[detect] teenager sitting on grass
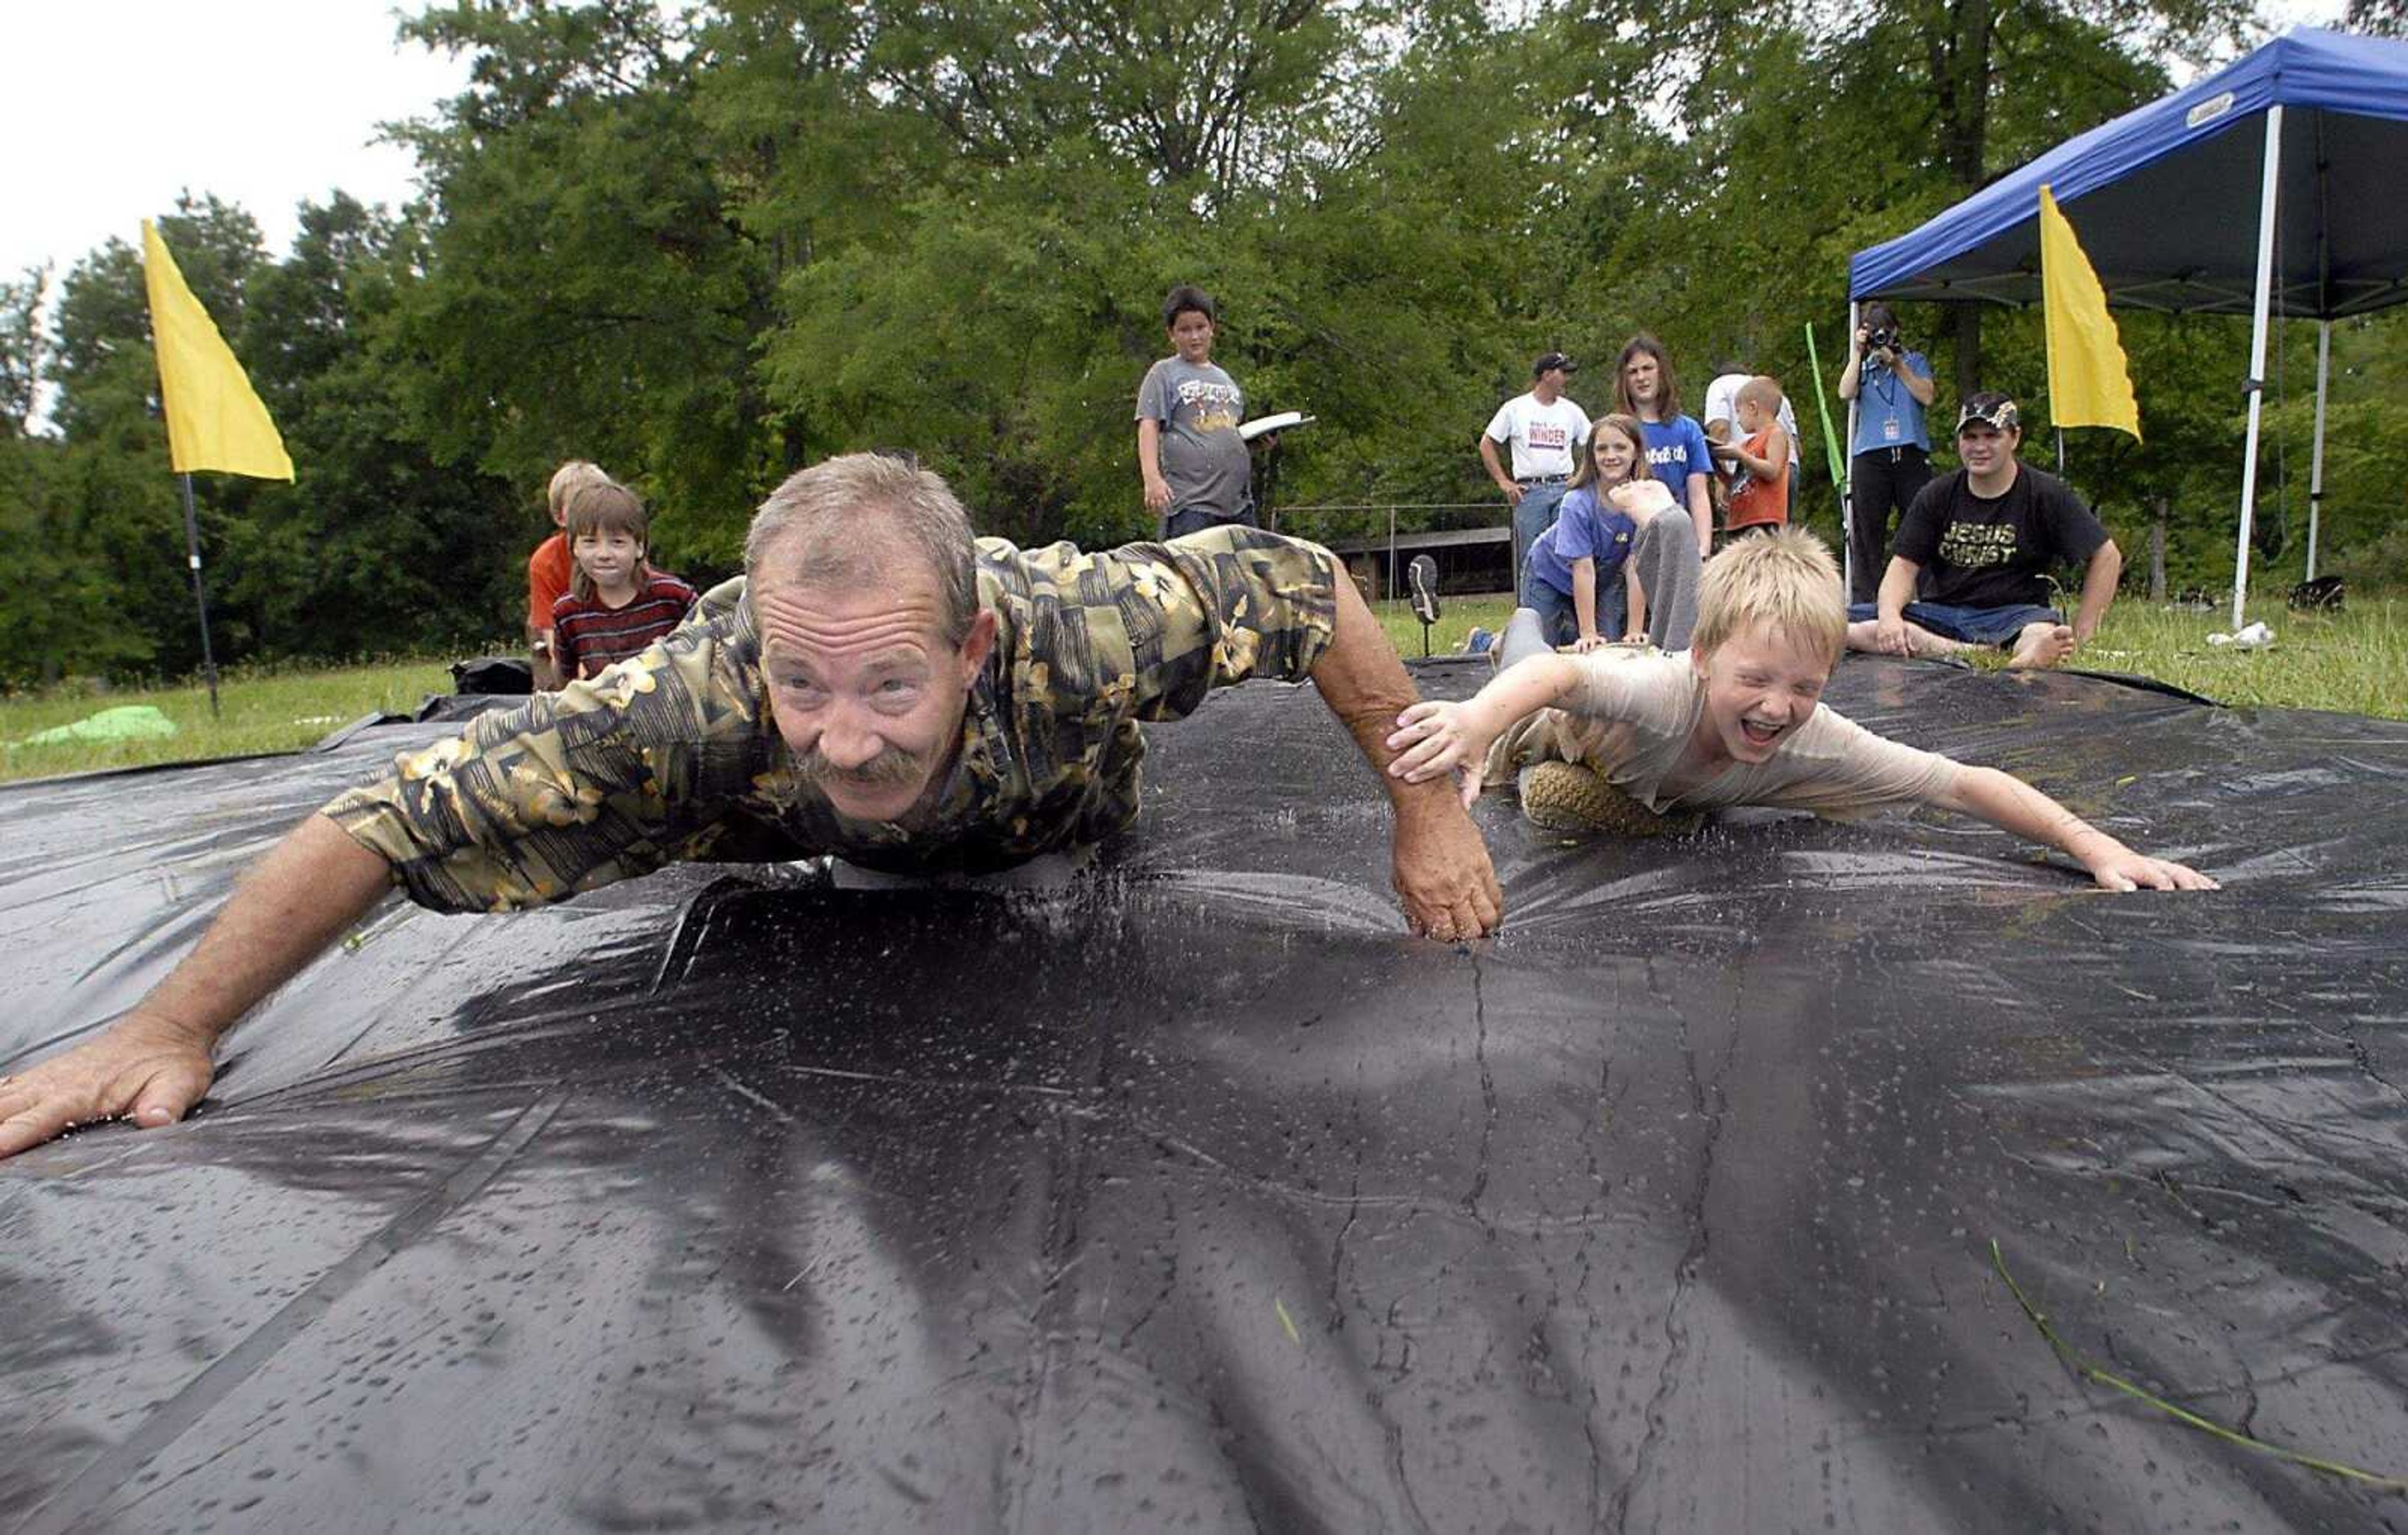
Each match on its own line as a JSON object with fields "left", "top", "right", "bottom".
{"left": 1846, "top": 393, "right": 2118, "bottom": 671}
{"left": 1385, "top": 527, "right": 2217, "bottom": 892}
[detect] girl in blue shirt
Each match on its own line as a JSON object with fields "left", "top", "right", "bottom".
{"left": 1612, "top": 334, "right": 1716, "bottom": 560}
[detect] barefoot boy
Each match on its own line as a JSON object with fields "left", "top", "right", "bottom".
{"left": 1386, "top": 527, "right": 2214, "bottom": 892}
{"left": 1845, "top": 393, "right": 2121, "bottom": 671}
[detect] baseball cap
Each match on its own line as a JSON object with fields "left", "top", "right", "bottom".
{"left": 1956, "top": 393, "right": 2020, "bottom": 434}
{"left": 1532, "top": 352, "right": 1576, "bottom": 377}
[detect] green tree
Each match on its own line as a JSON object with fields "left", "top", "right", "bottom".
{"left": 36, "top": 196, "right": 270, "bottom": 678}
{"left": 224, "top": 194, "right": 522, "bottom": 660}
{"left": 395, "top": 0, "right": 778, "bottom": 567}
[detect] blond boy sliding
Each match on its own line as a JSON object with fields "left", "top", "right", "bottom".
{"left": 1385, "top": 527, "right": 2215, "bottom": 893}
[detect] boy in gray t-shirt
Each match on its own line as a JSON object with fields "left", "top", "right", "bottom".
{"left": 1137, "top": 285, "right": 1254, "bottom": 539}
{"left": 1384, "top": 527, "right": 2217, "bottom": 893}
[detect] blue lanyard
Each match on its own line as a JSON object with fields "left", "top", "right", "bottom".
{"left": 1868, "top": 358, "right": 1918, "bottom": 414}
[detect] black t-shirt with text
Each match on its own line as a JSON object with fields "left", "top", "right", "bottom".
{"left": 1893, "top": 465, "right": 2108, "bottom": 610}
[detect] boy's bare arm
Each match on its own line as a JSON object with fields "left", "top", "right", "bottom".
{"left": 1730, "top": 426, "right": 1788, "bottom": 478}
{"left": 1138, "top": 419, "right": 1171, "bottom": 513}
{"left": 2069, "top": 539, "right": 2121, "bottom": 645}
{"left": 1387, "top": 653, "right": 1586, "bottom": 804}
{"left": 0, "top": 815, "right": 394, "bottom": 1161}
{"left": 1932, "top": 766, "right": 2217, "bottom": 892}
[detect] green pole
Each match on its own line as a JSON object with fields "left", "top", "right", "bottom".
{"left": 1803, "top": 322, "right": 1847, "bottom": 488}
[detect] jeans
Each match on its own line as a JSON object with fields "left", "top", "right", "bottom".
{"left": 1524, "top": 507, "right": 1703, "bottom": 652}
{"left": 1846, "top": 600, "right": 2062, "bottom": 646}
{"left": 1847, "top": 447, "right": 1932, "bottom": 604}
{"left": 1528, "top": 581, "right": 1581, "bottom": 646}
{"left": 1512, "top": 482, "right": 1569, "bottom": 604}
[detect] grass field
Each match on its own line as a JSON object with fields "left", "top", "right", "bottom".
{"left": 0, "top": 658, "right": 463, "bottom": 785}
{"left": 1, "top": 598, "right": 2399, "bottom": 786}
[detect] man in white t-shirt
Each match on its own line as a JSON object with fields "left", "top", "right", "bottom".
{"left": 1479, "top": 352, "right": 1591, "bottom": 603}
{"left": 1703, "top": 364, "right": 1801, "bottom": 524}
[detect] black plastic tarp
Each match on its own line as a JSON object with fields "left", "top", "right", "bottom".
{"left": 3, "top": 656, "right": 2405, "bottom": 1532}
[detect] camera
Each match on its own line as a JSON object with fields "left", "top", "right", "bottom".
{"left": 1866, "top": 324, "right": 1901, "bottom": 354}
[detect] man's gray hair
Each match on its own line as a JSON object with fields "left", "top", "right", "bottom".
{"left": 743, "top": 454, "right": 980, "bottom": 644}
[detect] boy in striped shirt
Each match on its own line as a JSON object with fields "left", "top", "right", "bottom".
{"left": 551, "top": 480, "right": 698, "bottom": 682}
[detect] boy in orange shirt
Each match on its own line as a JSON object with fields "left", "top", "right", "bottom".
{"left": 1716, "top": 377, "right": 1792, "bottom": 540}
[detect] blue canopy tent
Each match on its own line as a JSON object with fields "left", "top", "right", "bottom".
{"left": 1848, "top": 28, "right": 2408, "bottom": 628}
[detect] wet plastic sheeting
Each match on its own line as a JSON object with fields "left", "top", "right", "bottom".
{"left": 3, "top": 656, "right": 2405, "bottom": 1532}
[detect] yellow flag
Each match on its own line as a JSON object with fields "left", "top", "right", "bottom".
{"left": 140, "top": 219, "right": 294, "bottom": 480}
{"left": 2038, "top": 186, "right": 2141, "bottom": 441}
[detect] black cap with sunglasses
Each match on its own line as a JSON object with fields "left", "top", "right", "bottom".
{"left": 1955, "top": 393, "right": 2020, "bottom": 435}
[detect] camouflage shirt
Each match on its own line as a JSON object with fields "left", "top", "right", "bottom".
{"left": 325, "top": 526, "right": 1341, "bottom": 913}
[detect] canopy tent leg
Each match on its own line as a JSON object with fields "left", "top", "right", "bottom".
{"left": 2306, "top": 319, "right": 2330, "bottom": 582}
{"left": 2231, "top": 105, "right": 2283, "bottom": 633}
{"left": 1843, "top": 300, "right": 1861, "bottom": 599}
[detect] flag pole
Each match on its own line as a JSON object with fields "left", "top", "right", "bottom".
{"left": 177, "top": 472, "right": 222, "bottom": 719}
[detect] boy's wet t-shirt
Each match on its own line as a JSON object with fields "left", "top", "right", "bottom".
{"left": 1486, "top": 646, "right": 1957, "bottom": 820}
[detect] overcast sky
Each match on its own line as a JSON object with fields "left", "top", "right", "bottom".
{"left": 3, "top": 1, "right": 472, "bottom": 285}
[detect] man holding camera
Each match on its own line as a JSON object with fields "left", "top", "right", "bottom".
{"left": 1835, "top": 303, "right": 1937, "bottom": 604}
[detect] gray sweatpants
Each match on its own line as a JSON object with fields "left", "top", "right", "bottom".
{"left": 1597, "top": 507, "right": 1701, "bottom": 651}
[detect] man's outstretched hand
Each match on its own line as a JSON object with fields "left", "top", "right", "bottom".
{"left": 1393, "top": 796, "right": 1504, "bottom": 942}
{"left": 0, "top": 1012, "right": 216, "bottom": 1162}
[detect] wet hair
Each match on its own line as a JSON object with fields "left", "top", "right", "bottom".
{"left": 1612, "top": 333, "right": 1683, "bottom": 420}
{"left": 547, "top": 460, "right": 609, "bottom": 520}
{"left": 565, "top": 481, "right": 652, "bottom": 601}
{"left": 1568, "top": 414, "right": 1656, "bottom": 492}
{"left": 1162, "top": 285, "right": 1217, "bottom": 329}
{"left": 744, "top": 453, "right": 980, "bottom": 646}
{"left": 1736, "top": 376, "right": 1784, "bottom": 417}
{"left": 1692, "top": 526, "right": 1847, "bottom": 667}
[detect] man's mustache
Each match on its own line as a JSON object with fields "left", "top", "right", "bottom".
{"left": 793, "top": 744, "right": 922, "bottom": 789}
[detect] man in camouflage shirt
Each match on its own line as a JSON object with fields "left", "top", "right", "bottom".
{"left": 0, "top": 455, "right": 1503, "bottom": 1161}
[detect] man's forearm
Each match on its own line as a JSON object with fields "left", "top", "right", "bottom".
{"left": 1317, "top": 568, "right": 1506, "bottom": 938}
{"left": 1315, "top": 571, "right": 1460, "bottom": 804}
{"left": 136, "top": 814, "right": 394, "bottom": 1047}
{"left": 1477, "top": 436, "right": 1513, "bottom": 492}
{"left": 2072, "top": 541, "right": 2121, "bottom": 642}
